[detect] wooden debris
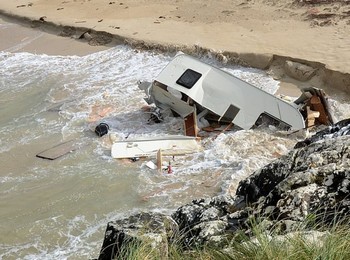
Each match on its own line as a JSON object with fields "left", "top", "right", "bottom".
{"left": 306, "top": 106, "right": 320, "bottom": 127}
{"left": 184, "top": 106, "right": 198, "bottom": 137}
{"left": 156, "top": 149, "right": 163, "bottom": 172}
{"left": 36, "top": 140, "right": 76, "bottom": 160}
{"left": 310, "top": 95, "right": 328, "bottom": 125}
{"left": 202, "top": 126, "right": 215, "bottom": 132}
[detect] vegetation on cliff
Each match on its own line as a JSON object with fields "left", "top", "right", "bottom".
{"left": 116, "top": 215, "right": 350, "bottom": 260}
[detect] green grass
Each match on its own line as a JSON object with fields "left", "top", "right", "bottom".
{"left": 111, "top": 216, "right": 350, "bottom": 260}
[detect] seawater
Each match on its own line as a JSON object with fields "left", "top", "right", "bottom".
{"left": 0, "top": 46, "right": 349, "bottom": 259}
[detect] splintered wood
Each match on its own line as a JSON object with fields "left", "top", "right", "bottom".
{"left": 156, "top": 149, "right": 162, "bottom": 172}
{"left": 310, "top": 95, "right": 329, "bottom": 125}
{"left": 184, "top": 106, "right": 198, "bottom": 137}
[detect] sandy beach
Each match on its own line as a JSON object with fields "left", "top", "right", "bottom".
{"left": 0, "top": 16, "right": 108, "bottom": 56}
{"left": 0, "top": 1, "right": 350, "bottom": 72}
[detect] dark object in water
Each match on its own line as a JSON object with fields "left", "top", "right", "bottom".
{"left": 148, "top": 107, "right": 163, "bottom": 123}
{"left": 95, "top": 123, "right": 109, "bottom": 137}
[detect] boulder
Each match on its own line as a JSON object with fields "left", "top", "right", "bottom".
{"left": 171, "top": 195, "right": 245, "bottom": 247}
{"left": 284, "top": 60, "right": 317, "bottom": 81}
{"left": 237, "top": 134, "right": 350, "bottom": 226}
{"left": 294, "top": 118, "right": 350, "bottom": 148}
{"left": 97, "top": 212, "right": 178, "bottom": 260}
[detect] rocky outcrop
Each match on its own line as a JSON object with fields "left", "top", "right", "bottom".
{"left": 98, "top": 212, "right": 178, "bottom": 260}
{"left": 237, "top": 134, "right": 350, "bottom": 225}
{"left": 171, "top": 195, "right": 245, "bottom": 247}
{"left": 294, "top": 118, "right": 350, "bottom": 148}
{"left": 97, "top": 119, "right": 350, "bottom": 259}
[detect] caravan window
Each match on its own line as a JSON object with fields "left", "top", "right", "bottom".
{"left": 176, "top": 69, "right": 202, "bottom": 89}
{"left": 254, "top": 112, "right": 291, "bottom": 130}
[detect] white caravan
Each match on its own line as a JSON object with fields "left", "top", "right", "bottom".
{"left": 139, "top": 53, "right": 333, "bottom": 131}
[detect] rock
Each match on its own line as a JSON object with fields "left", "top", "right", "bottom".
{"left": 237, "top": 134, "right": 350, "bottom": 226}
{"left": 191, "top": 220, "right": 229, "bottom": 246}
{"left": 97, "top": 212, "right": 178, "bottom": 260}
{"left": 171, "top": 195, "right": 244, "bottom": 247}
{"left": 226, "top": 209, "right": 250, "bottom": 233}
{"left": 79, "top": 31, "right": 93, "bottom": 41}
{"left": 295, "top": 118, "right": 350, "bottom": 148}
{"left": 248, "top": 230, "right": 329, "bottom": 248}
{"left": 284, "top": 60, "right": 317, "bottom": 81}
{"left": 276, "top": 230, "right": 329, "bottom": 246}
{"left": 39, "top": 16, "right": 46, "bottom": 22}
{"left": 97, "top": 119, "right": 350, "bottom": 256}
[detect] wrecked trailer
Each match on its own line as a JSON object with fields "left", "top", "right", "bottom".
{"left": 139, "top": 53, "right": 334, "bottom": 133}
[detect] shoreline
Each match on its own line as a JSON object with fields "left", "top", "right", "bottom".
{"left": 0, "top": 15, "right": 109, "bottom": 56}
{"left": 0, "top": 1, "right": 349, "bottom": 94}
{"left": 0, "top": 1, "right": 349, "bottom": 69}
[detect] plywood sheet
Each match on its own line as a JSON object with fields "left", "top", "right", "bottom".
{"left": 36, "top": 140, "right": 76, "bottom": 160}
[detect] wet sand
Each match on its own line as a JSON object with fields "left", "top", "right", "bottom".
{"left": 0, "top": 0, "right": 350, "bottom": 74}
{"left": 0, "top": 17, "right": 108, "bottom": 56}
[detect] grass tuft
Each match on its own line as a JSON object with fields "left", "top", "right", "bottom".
{"left": 112, "top": 212, "right": 350, "bottom": 260}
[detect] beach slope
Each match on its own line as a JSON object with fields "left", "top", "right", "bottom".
{"left": 0, "top": 0, "right": 349, "bottom": 73}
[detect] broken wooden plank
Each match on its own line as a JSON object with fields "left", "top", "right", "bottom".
{"left": 156, "top": 149, "right": 163, "bottom": 172}
{"left": 310, "top": 95, "right": 329, "bottom": 125}
{"left": 36, "top": 140, "right": 76, "bottom": 160}
{"left": 316, "top": 89, "right": 334, "bottom": 125}
{"left": 306, "top": 106, "right": 320, "bottom": 128}
{"left": 184, "top": 106, "right": 198, "bottom": 137}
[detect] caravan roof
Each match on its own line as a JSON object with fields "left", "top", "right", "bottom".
{"left": 154, "top": 53, "right": 305, "bottom": 130}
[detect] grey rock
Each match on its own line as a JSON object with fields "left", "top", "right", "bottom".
{"left": 295, "top": 118, "right": 350, "bottom": 148}
{"left": 191, "top": 220, "right": 229, "bottom": 246}
{"left": 237, "top": 134, "right": 350, "bottom": 227}
{"left": 97, "top": 212, "right": 177, "bottom": 260}
{"left": 248, "top": 230, "right": 329, "bottom": 248}
{"left": 171, "top": 195, "right": 243, "bottom": 247}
